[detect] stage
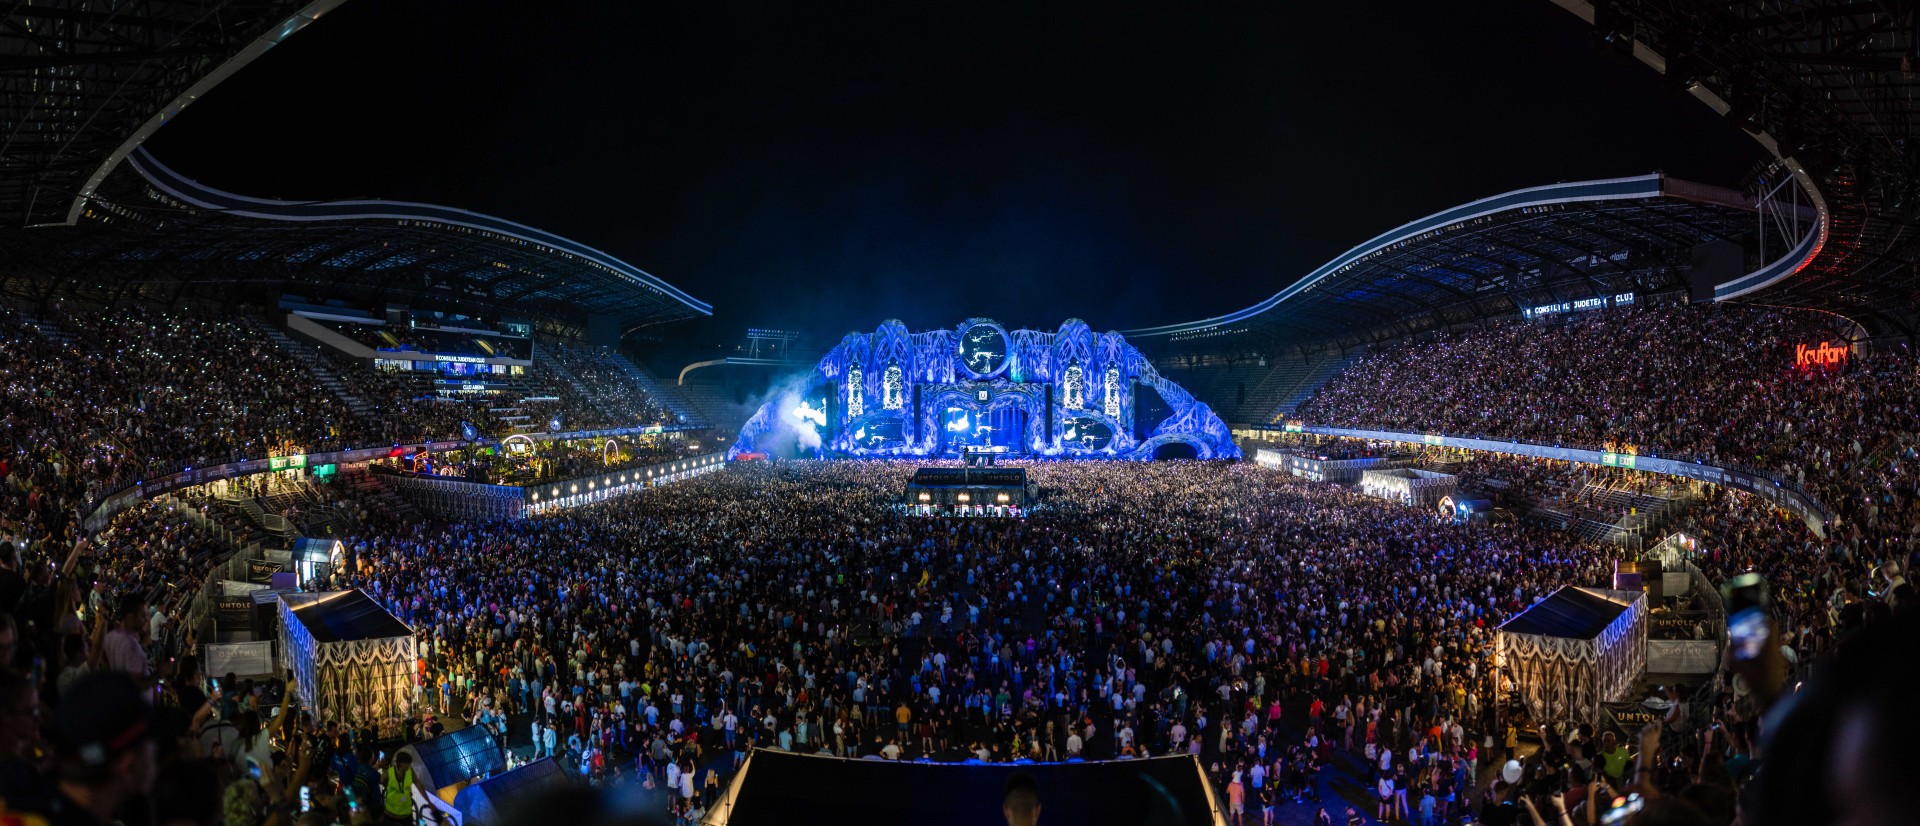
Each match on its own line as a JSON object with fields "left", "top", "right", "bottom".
{"left": 731, "top": 317, "right": 1239, "bottom": 461}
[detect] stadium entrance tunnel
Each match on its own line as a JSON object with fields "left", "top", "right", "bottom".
{"left": 1152, "top": 441, "right": 1199, "bottom": 460}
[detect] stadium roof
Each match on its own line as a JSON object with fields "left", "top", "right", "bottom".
{"left": 1, "top": 0, "right": 708, "bottom": 334}
{"left": 4, "top": 148, "right": 711, "bottom": 332}
{"left": 1125, "top": 173, "right": 1813, "bottom": 353}
{"left": 0, "top": 0, "right": 346, "bottom": 229}
{"left": 1552, "top": 0, "right": 1920, "bottom": 337}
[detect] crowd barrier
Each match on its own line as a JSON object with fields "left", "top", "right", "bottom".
{"left": 1280, "top": 426, "right": 1832, "bottom": 536}
{"left": 380, "top": 452, "right": 729, "bottom": 519}
{"left": 78, "top": 425, "right": 710, "bottom": 533}
{"left": 375, "top": 471, "right": 527, "bottom": 521}
{"left": 82, "top": 441, "right": 476, "bottom": 534}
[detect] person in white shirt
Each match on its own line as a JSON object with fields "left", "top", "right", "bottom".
{"left": 1066, "top": 731, "right": 1084, "bottom": 757}
{"left": 99, "top": 596, "right": 149, "bottom": 683}
{"left": 147, "top": 607, "right": 169, "bottom": 646}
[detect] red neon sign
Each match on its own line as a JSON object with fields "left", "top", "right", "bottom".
{"left": 1794, "top": 341, "right": 1849, "bottom": 369}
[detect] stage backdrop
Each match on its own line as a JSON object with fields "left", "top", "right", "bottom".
{"left": 731, "top": 318, "right": 1239, "bottom": 461}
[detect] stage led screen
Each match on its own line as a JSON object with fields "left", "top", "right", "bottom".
{"left": 1060, "top": 415, "right": 1114, "bottom": 451}
{"left": 851, "top": 417, "right": 905, "bottom": 450}
{"left": 958, "top": 323, "right": 1010, "bottom": 378}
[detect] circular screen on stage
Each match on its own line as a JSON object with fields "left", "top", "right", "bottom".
{"left": 957, "top": 322, "right": 1010, "bottom": 378}
{"left": 1061, "top": 415, "right": 1114, "bottom": 451}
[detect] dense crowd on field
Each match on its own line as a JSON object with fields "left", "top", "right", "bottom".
{"left": 314, "top": 458, "right": 1904, "bottom": 825}
{"left": 0, "top": 295, "right": 1910, "bottom": 826}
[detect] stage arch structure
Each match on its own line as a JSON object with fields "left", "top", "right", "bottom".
{"left": 730, "top": 318, "right": 1240, "bottom": 460}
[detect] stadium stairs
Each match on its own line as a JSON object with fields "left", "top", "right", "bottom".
{"left": 675, "top": 383, "right": 749, "bottom": 434}
{"left": 531, "top": 346, "right": 602, "bottom": 421}
{"left": 212, "top": 487, "right": 296, "bottom": 547}
{"left": 605, "top": 353, "right": 704, "bottom": 425}
{"left": 249, "top": 315, "right": 377, "bottom": 420}
{"left": 340, "top": 467, "right": 417, "bottom": 521}
{"left": 1266, "top": 350, "right": 1363, "bottom": 422}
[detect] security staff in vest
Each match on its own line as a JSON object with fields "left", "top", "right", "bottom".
{"left": 382, "top": 751, "right": 416, "bottom": 825}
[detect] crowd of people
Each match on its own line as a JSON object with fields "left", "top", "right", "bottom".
{"left": 1295, "top": 301, "right": 1918, "bottom": 597}
{"left": 407, "top": 437, "right": 707, "bottom": 487}
{"left": 0, "top": 299, "right": 683, "bottom": 525}
{"left": 0, "top": 451, "right": 1910, "bottom": 825}
{"left": 0, "top": 294, "right": 1913, "bottom": 826}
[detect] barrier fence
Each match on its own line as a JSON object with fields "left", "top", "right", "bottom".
{"left": 78, "top": 425, "right": 709, "bottom": 534}
{"left": 378, "top": 452, "right": 729, "bottom": 519}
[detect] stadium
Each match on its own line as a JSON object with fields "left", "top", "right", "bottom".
{"left": 0, "top": 3, "right": 1913, "bottom": 826}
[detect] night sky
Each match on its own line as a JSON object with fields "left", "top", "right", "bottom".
{"left": 145, "top": 0, "right": 1765, "bottom": 349}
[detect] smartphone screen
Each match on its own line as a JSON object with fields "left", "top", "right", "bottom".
{"left": 300, "top": 787, "right": 311, "bottom": 813}
{"left": 1729, "top": 608, "right": 1768, "bottom": 660}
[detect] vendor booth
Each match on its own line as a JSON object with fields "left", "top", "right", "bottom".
{"left": 279, "top": 590, "right": 417, "bottom": 738}
{"left": 1496, "top": 586, "right": 1648, "bottom": 723}
{"left": 1438, "top": 495, "right": 1494, "bottom": 523}
{"left": 1358, "top": 467, "right": 1458, "bottom": 507}
{"left": 291, "top": 538, "right": 344, "bottom": 588}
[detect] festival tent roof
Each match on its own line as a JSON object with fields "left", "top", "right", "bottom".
{"left": 713, "top": 750, "right": 1223, "bottom": 826}
{"left": 281, "top": 590, "right": 410, "bottom": 643}
{"left": 1498, "top": 586, "right": 1635, "bottom": 639}
{"left": 292, "top": 538, "right": 340, "bottom": 564}
{"left": 1495, "top": 587, "right": 1649, "bottom": 723}
{"left": 405, "top": 726, "right": 506, "bottom": 795}
{"left": 452, "top": 758, "right": 571, "bottom": 826}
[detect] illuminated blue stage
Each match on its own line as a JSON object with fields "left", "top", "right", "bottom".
{"left": 730, "top": 318, "right": 1240, "bottom": 461}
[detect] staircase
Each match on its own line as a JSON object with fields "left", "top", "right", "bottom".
{"left": 216, "top": 488, "right": 296, "bottom": 546}
{"left": 1236, "top": 363, "right": 1302, "bottom": 424}
{"left": 1269, "top": 350, "right": 1364, "bottom": 420}
{"left": 248, "top": 316, "right": 377, "bottom": 419}
{"left": 607, "top": 352, "right": 703, "bottom": 425}
{"left": 677, "top": 384, "right": 747, "bottom": 433}
{"left": 341, "top": 467, "right": 418, "bottom": 521}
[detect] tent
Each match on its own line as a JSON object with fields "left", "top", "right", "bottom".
{"left": 291, "top": 538, "right": 344, "bottom": 588}
{"left": 279, "top": 590, "right": 417, "bottom": 737}
{"left": 710, "top": 750, "right": 1224, "bottom": 826}
{"left": 453, "top": 758, "right": 571, "bottom": 826}
{"left": 1495, "top": 586, "right": 1648, "bottom": 724}
{"left": 402, "top": 725, "right": 505, "bottom": 799}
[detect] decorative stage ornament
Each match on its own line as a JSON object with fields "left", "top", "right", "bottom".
{"left": 730, "top": 318, "right": 1239, "bottom": 461}
{"left": 1063, "top": 363, "right": 1085, "bottom": 409}
{"left": 883, "top": 365, "right": 904, "bottom": 410}
{"left": 1104, "top": 365, "right": 1122, "bottom": 419}
{"left": 847, "top": 365, "right": 864, "bottom": 418}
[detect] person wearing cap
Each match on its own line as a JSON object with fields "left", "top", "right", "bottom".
{"left": 44, "top": 671, "right": 157, "bottom": 826}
